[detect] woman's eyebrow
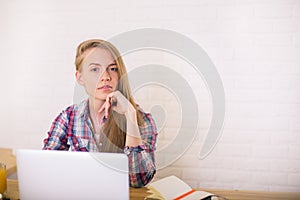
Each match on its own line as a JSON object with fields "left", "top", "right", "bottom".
{"left": 108, "top": 62, "right": 116, "bottom": 66}
{"left": 88, "top": 61, "right": 116, "bottom": 67}
{"left": 88, "top": 63, "right": 101, "bottom": 67}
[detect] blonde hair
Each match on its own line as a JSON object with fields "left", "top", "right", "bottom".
{"left": 75, "top": 39, "right": 142, "bottom": 152}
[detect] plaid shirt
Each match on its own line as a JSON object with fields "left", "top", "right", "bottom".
{"left": 43, "top": 99, "right": 158, "bottom": 187}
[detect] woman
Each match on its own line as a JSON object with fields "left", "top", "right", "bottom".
{"left": 43, "top": 39, "right": 158, "bottom": 187}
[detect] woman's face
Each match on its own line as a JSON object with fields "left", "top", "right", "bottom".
{"left": 76, "top": 47, "right": 119, "bottom": 102}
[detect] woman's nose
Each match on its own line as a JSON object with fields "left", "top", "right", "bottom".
{"left": 101, "top": 69, "right": 111, "bottom": 81}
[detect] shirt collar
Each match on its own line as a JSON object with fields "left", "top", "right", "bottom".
{"left": 78, "top": 99, "right": 90, "bottom": 120}
{"left": 77, "top": 99, "right": 108, "bottom": 124}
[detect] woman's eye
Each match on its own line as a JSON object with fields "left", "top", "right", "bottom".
{"left": 91, "top": 67, "right": 99, "bottom": 72}
{"left": 109, "top": 67, "right": 118, "bottom": 72}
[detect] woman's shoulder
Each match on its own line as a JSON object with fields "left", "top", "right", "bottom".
{"left": 60, "top": 99, "right": 88, "bottom": 116}
{"left": 136, "top": 105, "right": 148, "bottom": 118}
{"left": 136, "top": 105, "right": 156, "bottom": 127}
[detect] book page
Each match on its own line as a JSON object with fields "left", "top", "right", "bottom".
{"left": 181, "top": 191, "right": 213, "bottom": 200}
{"left": 148, "top": 176, "right": 192, "bottom": 199}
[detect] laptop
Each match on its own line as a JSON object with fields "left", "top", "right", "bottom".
{"left": 16, "top": 149, "right": 129, "bottom": 200}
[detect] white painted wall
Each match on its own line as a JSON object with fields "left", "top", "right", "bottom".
{"left": 0, "top": 0, "right": 299, "bottom": 192}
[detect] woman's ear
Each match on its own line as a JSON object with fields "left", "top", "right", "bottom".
{"left": 75, "top": 71, "right": 84, "bottom": 85}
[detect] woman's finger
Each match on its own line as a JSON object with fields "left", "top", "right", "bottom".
{"left": 98, "top": 100, "right": 106, "bottom": 113}
{"left": 98, "top": 92, "right": 114, "bottom": 115}
{"left": 105, "top": 100, "right": 111, "bottom": 118}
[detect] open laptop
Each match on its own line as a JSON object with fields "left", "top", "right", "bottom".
{"left": 16, "top": 149, "right": 129, "bottom": 200}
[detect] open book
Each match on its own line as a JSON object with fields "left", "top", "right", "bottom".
{"left": 145, "top": 176, "right": 225, "bottom": 200}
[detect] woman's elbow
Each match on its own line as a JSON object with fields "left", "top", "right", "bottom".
{"left": 129, "top": 170, "right": 156, "bottom": 188}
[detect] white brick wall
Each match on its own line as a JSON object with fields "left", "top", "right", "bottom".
{"left": 0, "top": 0, "right": 299, "bottom": 192}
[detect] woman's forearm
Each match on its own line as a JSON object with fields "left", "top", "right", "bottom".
{"left": 125, "top": 110, "right": 143, "bottom": 147}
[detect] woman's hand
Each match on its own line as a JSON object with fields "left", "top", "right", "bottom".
{"left": 98, "top": 90, "right": 135, "bottom": 119}
{"left": 98, "top": 90, "right": 142, "bottom": 145}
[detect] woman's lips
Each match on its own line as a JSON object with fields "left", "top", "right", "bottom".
{"left": 98, "top": 85, "right": 112, "bottom": 90}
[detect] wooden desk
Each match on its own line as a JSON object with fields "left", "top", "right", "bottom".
{"left": 2, "top": 148, "right": 300, "bottom": 200}
{"left": 6, "top": 179, "right": 300, "bottom": 200}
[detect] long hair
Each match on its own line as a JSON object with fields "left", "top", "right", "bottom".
{"left": 75, "top": 39, "right": 143, "bottom": 152}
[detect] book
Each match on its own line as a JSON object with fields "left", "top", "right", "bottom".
{"left": 145, "top": 176, "right": 225, "bottom": 200}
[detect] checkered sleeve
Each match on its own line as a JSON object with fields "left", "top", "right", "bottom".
{"left": 43, "top": 106, "right": 74, "bottom": 150}
{"left": 127, "top": 112, "right": 158, "bottom": 188}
